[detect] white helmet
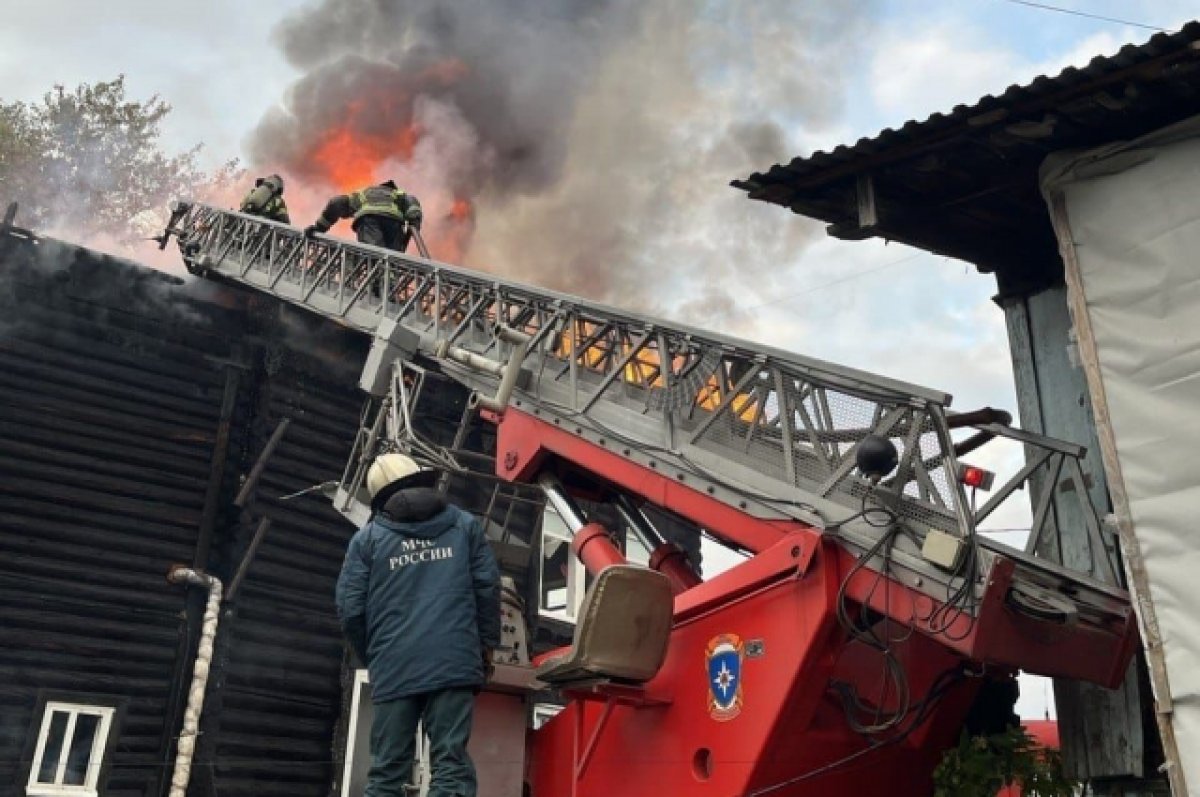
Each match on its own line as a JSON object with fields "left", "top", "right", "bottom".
{"left": 366, "top": 453, "right": 438, "bottom": 508}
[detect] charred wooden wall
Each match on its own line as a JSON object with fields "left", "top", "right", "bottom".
{"left": 197, "top": 344, "right": 366, "bottom": 797}
{"left": 0, "top": 231, "right": 368, "bottom": 797}
{"left": 0, "top": 236, "right": 242, "bottom": 796}
{"left": 0, "top": 226, "right": 550, "bottom": 797}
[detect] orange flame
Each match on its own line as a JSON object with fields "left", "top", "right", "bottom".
{"left": 551, "top": 328, "right": 758, "bottom": 420}
{"left": 310, "top": 124, "right": 420, "bottom": 191}
{"left": 425, "top": 196, "right": 475, "bottom": 263}
{"left": 295, "top": 58, "right": 476, "bottom": 260}
{"left": 450, "top": 197, "right": 473, "bottom": 222}
{"left": 302, "top": 58, "right": 468, "bottom": 192}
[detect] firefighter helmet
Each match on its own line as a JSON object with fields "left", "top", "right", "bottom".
{"left": 366, "top": 452, "right": 437, "bottom": 507}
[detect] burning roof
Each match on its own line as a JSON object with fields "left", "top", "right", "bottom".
{"left": 243, "top": 0, "right": 876, "bottom": 323}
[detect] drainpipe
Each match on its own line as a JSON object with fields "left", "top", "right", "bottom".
{"left": 165, "top": 565, "right": 224, "bottom": 797}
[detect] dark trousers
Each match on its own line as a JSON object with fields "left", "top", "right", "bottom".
{"left": 356, "top": 215, "right": 410, "bottom": 253}
{"left": 365, "top": 688, "right": 477, "bottom": 797}
{"left": 356, "top": 216, "right": 409, "bottom": 300}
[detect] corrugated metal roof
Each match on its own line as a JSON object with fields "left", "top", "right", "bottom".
{"left": 734, "top": 21, "right": 1200, "bottom": 295}
{"left": 740, "top": 21, "right": 1200, "bottom": 187}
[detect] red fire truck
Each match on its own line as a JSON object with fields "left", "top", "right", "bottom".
{"left": 163, "top": 204, "right": 1135, "bottom": 796}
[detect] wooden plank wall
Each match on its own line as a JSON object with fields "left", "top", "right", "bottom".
{"left": 1002, "top": 285, "right": 1165, "bottom": 792}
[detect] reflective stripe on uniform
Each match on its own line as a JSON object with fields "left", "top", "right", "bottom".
{"left": 351, "top": 186, "right": 404, "bottom": 221}
{"left": 265, "top": 196, "right": 287, "bottom": 220}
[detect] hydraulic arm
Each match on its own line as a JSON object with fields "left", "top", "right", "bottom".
{"left": 162, "top": 203, "right": 1138, "bottom": 796}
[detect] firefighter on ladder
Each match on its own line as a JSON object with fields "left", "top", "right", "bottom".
{"left": 336, "top": 453, "right": 500, "bottom": 797}
{"left": 238, "top": 174, "right": 290, "bottom": 223}
{"left": 305, "top": 180, "right": 423, "bottom": 252}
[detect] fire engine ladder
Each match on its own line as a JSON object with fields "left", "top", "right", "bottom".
{"left": 162, "top": 202, "right": 1131, "bottom": 637}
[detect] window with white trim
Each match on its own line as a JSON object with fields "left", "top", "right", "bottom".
{"left": 699, "top": 531, "right": 749, "bottom": 578}
{"left": 27, "top": 702, "right": 115, "bottom": 797}
{"left": 531, "top": 703, "right": 564, "bottom": 730}
{"left": 537, "top": 506, "right": 588, "bottom": 623}
{"left": 622, "top": 527, "right": 652, "bottom": 567}
{"left": 340, "top": 670, "right": 375, "bottom": 797}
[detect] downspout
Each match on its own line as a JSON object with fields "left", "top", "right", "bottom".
{"left": 165, "top": 565, "right": 224, "bottom": 797}
{"left": 157, "top": 361, "right": 241, "bottom": 797}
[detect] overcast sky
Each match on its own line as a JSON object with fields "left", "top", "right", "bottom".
{"left": 3, "top": 0, "right": 1194, "bottom": 721}
{"left": 1, "top": 0, "right": 1188, "bottom": 406}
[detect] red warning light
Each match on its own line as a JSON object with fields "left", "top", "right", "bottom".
{"left": 958, "top": 463, "right": 995, "bottom": 491}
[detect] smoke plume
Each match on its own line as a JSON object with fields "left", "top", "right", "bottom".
{"left": 251, "top": 1, "right": 876, "bottom": 331}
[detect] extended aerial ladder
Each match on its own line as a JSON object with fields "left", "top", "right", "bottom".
{"left": 162, "top": 203, "right": 1138, "bottom": 796}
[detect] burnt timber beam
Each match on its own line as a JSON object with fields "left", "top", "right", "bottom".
{"left": 195, "top": 363, "right": 243, "bottom": 570}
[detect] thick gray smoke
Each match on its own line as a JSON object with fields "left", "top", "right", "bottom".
{"left": 251, "top": 0, "right": 876, "bottom": 331}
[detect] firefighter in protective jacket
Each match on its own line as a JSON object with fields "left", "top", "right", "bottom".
{"left": 239, "top": 174, "right": 290, "bottom": 223}
{"left": 305, "top": 180, "right": 423, "bottom": 252}
{"left": 336, "top": 452, "right": 500, "bottom": 797}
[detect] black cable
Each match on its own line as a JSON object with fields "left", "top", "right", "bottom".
{"left": 997, "top": 0, "right": 1169, "bottom": 32}
{"left": 927, "top": 487, "right": 983, "bottom": 642}
{"left": 829, "top": 489, "right": 914, "bottom": 737}
{"left": 747, "top": 665, "right": 967, "bottom": 795}
{"left": 539, "top": 384, "right": 985, "bottom": 644}
{"left": 927, "top": 541, "right": 978, "bottom": 641}
{"left": 824, "top": 497, "right": 896, "bottom": 532}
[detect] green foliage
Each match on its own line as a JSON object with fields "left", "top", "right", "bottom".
{"left": 0, "top": 76, "right": 240, "bottom": 243}
{"left": 932, "top": 726, "right": 1076, "bottom": 797}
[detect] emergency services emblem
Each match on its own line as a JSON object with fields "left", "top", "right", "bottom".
{"left": 706, "top": 633, "right": 744, "bottom": 721}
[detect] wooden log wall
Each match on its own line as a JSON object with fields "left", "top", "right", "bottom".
{"left": 200, "top": 345, "right": 365, "bottom": 797}
{"left": 0, "top": 233, "right": 550, "bottom": 797}
{"left": 0, "top": 238, "right": 243, "bottom": 797}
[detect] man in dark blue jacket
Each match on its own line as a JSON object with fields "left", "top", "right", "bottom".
{"left": 336, "top": 453, "right": 501, "bottom": 797}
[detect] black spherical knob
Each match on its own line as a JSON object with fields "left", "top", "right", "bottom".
{"left": 856, "top": 434, "right": 898, "bottom": 481}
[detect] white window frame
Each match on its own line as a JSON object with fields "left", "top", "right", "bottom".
{"left": 622, "top": 528, "right": 653, "bottom": 568}
{"left": 340, "top": 670, "right": 372, "bottom": 797}
{"left": 531, "top": 703, "right": 564, "bottom": 730}
{"left": 537, "top": 506, "right": 587, "bottom": 624}
{"left": 26, "top": 701, "right": 115, "bottom": 797}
